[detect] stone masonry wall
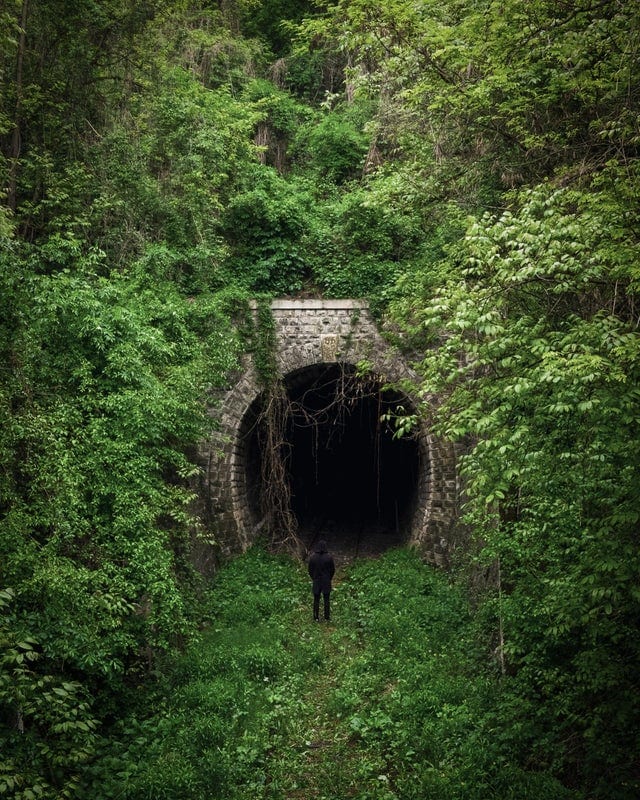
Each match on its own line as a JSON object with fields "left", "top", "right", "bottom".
{"left": 197, "top": 299, "right": 461, "bottom": 567}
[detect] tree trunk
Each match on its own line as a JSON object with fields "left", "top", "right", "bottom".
{"left": 7, "top": 0, "right": 29, "bottom": 213}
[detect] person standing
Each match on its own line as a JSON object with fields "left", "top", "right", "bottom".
{"left": 308, "top": 539, "right": 335, "bottom": 622}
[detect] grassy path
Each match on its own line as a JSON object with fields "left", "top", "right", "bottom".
{"left": 102, "top": 548, "right": 576, "bottom": 800}
{"left": 265, "top": 592, "right": 379, "bottom": 799}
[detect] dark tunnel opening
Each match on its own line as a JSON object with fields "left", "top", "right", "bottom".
{"left": 243, "top": 363, "right": 421, "bottom": 556}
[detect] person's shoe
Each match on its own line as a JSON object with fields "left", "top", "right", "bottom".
{"left": 313, "top": 618, "right": 320, "bottom": 622}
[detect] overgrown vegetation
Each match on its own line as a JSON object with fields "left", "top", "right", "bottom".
{"left": 81, "top": 548, "right": 579, "bottom": 800}
{"left": 1, "top": 0, "right": 639, "bottom": 797}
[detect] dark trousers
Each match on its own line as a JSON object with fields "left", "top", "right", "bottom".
{"left": 313, "top": 591, "right": 330, "bottom": 621}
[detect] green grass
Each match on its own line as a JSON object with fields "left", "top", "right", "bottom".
{"left": 84, "top": 547, "right": 577, "bottom": 800}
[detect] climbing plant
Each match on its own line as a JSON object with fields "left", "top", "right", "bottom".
{"left": 249, "top": 298, "right": 300, "bottom": 553}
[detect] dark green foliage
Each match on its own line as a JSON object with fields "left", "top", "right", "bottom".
{"left": 0, "top": 241, "right": 241, "bottom": 649}
{"left": 86, "top": 67, "right": 259, "bottom": 273}
{"left": 0, "top": 588, "right": 100, "bottom": 799}
{"left": 244, "top": 78, "right": 313, "bottom": 171}
{"left": 221, "top": 166, "right": 312, "bottom": 293}
{"left": 238, "top": 0, "right": 315, "bottom": 57}
{"left": 292, "top": 108, "right": 369, "bottom": 183}
{"left": 303, "top": 186, "right": 426, "bottom": 298}
{"left": 0, "top": 231, "right": 245, "bottom": 796}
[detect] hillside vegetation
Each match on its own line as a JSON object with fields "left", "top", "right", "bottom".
{"left": 1, "top": 1, "right": 639, "bottom": 798}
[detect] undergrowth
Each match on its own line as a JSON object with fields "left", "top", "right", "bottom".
{"left": 82, "top": 547, "right": 577, "bottom": 799}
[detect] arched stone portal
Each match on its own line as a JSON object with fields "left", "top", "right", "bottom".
{"left": 198, "top": 299, "right": 461, "bottom": 566}
{"left": 243, "top": 362, "right": 422, "bottom": 557}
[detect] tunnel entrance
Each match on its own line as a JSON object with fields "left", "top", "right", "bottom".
{"left": 242, "top": 363, "right": 421, "bottom": 557}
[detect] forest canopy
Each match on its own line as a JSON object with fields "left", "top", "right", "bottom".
{"left": 1, "top": 0, "right": 639, "bottom": 798}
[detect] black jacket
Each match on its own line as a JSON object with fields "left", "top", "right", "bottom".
{"left": 308, "top": 543, "right": 335, "bottom": 594}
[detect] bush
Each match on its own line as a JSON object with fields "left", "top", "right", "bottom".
{"left": 292, "top": 110, "right": 369, "bottom": 183}
{"left": 220, "top": 167, "right": 313, "bottom": 293}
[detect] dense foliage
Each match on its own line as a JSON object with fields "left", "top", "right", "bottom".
{"left": 1, "top": 0, "right": 639, "bottom": 797}
{"left": 82, "top": 548, "right": 577, "bottom": 800}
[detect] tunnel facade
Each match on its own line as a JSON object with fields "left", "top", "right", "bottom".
{"left": 198, "top": 299, "right": 461, "bottom": 566}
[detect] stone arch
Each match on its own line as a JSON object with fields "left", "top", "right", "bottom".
{"left": 197, "top": 300, "right": 460, "bottom": 566}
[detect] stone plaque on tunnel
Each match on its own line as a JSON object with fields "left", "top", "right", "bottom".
{"left": 321, "top": 334, "right": 339, "bottom": 362}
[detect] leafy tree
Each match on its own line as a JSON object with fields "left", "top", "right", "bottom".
{"left": 295, "top": 0, "right": 640, "bottom": 209}
{"left": 245, "top": 78, "right": 312, "bottom": 172}
{"left": 391, "top": 169, "right": 640, "bottom": 794}
{"left": 87, "top": 65, "right": 259, "bottom": 275}
{"left": 0, "top": 589, "right": 100, "bottom": 800}
{"left": 0, "top": 0, "right": 175, "bottom": 232}
{"left": 0, "top": 232, "right": 244, "bottom": 793}
{"left": 238, "top": 0, "right": 316, "bottom": 57}
{"left": 292, "top": 107, "right": 369, "bottom": 183}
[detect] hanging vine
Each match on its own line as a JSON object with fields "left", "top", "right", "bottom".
{"left": 251, "top": 298, "right": 300, "bottom": 553}
{"left": 250, "top": 300, "right": 411, "bottom": 554}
